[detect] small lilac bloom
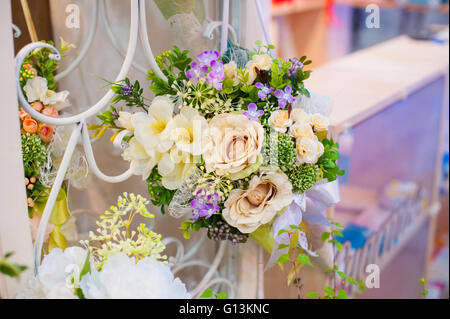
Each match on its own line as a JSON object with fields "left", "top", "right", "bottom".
{"left": 287, "top": 58, "right": 304, "bottom": 77}
{"left": 206, "top": 60, "right": 225, "bottom": 90}
{"left": 122, "top": 84, "right": 133, "bottom": 96}
{"left": 190, "top": 190, "right": 220, "bottom": 221}
{"left": 243, "top": 103, "right": 265, "bottom": 122}
{"left": 255, "top": 82, "right": 274, "bottom": 100}
{"left": 274, "top": 85, "right": 296, "bottom": 108}
{"left": 197, "top": 50, "right": 220, "bottom": 66}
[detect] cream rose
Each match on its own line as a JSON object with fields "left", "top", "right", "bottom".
{"left": 290, "top": 122, "right": 315, "bottom": 139}
{"left": 268, "top": 110, "right": 292, "bottom": 133}
{"left": 203, "top": 113, "right": 264, "bottom": 178}
{"left": 290, "top": 108, "right": 310, "bottom": 123}
{"left": 223, "top": 61, "right": 240, "bottom": 86}
{"left": 296, "top": 137, "right": 324, "bottom": 165}
{"left": 223, "top": 170, "right": 293, "bottom": 233}
{"left": 244, "top": 54, "right": 273, "bottom": 85}
{"left": 309, "top": 113, "right": 329, "bottom": 132}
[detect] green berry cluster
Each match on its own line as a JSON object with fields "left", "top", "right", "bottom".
{"left": 21, "top": 133, "right": 47, "bottom": 177}
{"left": 287, "top": 163, "right": 321, "bottom": 193}
{"left": 264, "top": 133, "right": 297, "bottom": 171}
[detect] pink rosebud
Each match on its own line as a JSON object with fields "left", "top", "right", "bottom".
{"left": 31, "top": 101, "right": 43, "bottom": 112}
{"left": 38, "top": 123, "right": 54, "bottom": 143}
{"left": 41, "top": 106, "right": 58, "bottom": 118}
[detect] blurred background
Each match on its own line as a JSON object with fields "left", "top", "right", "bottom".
{"left": 7, "top": 0, "right": 449, "bottom": 299}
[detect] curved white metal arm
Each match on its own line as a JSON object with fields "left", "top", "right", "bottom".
{"left": 15, "top": 0, "right": 139, "bottom": 126}
{"left": 81, "top": 122, "right": 134, "bottom": 183}
{"left": 139, "top": 0, "right": 168, "bottom": 82}
{"left": 33, "top": 123, "right": 83, "bottom": 274}
{"left": 12, "top": 24, "right": 22, "bottom": 38}
{"left": 203, "top": 20, "right": 238, "bottom": 44}
{"left": 54, "top": 0, "right": 99, "bottom": 81}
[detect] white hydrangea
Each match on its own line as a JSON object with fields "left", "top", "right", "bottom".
{"left": 80, "top": 253, "right": 190, "bottom": 299}
{"left": 17, "top": 247, "right": 88, "bottom": 299}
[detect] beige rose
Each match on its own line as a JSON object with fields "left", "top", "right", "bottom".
{"left": 244, "top": 54, "right": 273, "bottom": 85}
{"left": 268, "top": 110, "right": 292, "bottom": 133}
{"left": 290, "top": 122, "right": 315, "bottom": 139}
{"left": 309, "top": 113, "right": 329, "bottom": 132}
{"left": 223, "top": 170, "right": 293, "bottom": 233}
{"left": 290, "top": 108, "right": 310, "bottom": 123}
{"left": 223, "top": 61, "right": 240, "bottom": 86}
{"left": 203, "top": 113, "right": 264, "bottom": 178}
{"left": 296, "top": 137, "right": 324, "bottom": 165}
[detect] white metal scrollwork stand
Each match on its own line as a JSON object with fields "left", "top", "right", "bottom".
{"left": 15, "top": 0, "right": 272, "bottom": 299}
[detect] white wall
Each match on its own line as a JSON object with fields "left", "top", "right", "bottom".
{"left": 0, "top": 0, "right": 34, "bottom": 299}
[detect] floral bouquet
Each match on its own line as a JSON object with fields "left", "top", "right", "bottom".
{"left": 91, "top": 41, "right": 343, "bottom": 275}
{"left": 18, "top": 193, "right": 190, "bottom": 299}
{"left": 18, "top": 39, "right": 86, "bottom": 252}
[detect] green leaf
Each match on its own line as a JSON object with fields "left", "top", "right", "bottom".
{"left": 277, "top": 229, "right": 288, "bottom": 237}
{"left": 321, "top": 232, "right": 330, "bottom": 242}
{"left": 332, "top": 230, "right": 344, "bottom": 238}
{"left": 323, "top": 286, "right": 335, "bottom": 296}
{"left": 200, "top": 288, "right": 214, "bottom": 298}
{"left": 277, "top": 254, "right": 290, "bottom": 264}
{"left": 297, "top": 254, "right": 313, "bottom": 266}
{"left": 217, "top": 291, "right": 228, "bottom": 299}
{"left": 306, "top": 292, "right": 319, "bottom": 299}
{"left": 277, "top": 244, "right": 289, "bottom": 250}
{"left": 336, "top": 289, "right": 348, "bottom": 299}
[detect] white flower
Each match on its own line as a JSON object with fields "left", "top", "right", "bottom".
{"left": 309, "top": 113, "right": 329, "bottom": 132}
{"left": 23, "top": 76, "right": 70, "bottom": 111}
{"left": 157, "top": 149, "right": 194, "bottom": 190}
{"left": 296, "top": 137, "right": 324, "bottom": 165}
{"left": 223, "top": 170, "right": 293, "bottom": 233}
{"left": 122, "top": 137, "right": 161, "bottom": 180}
{"left": 133, "top": 96, "right": 175, "bottom": 154}
{"left": 268, "top": 110, "right": 292, "bottom": 133}
{"left": 118, "top": 111, "right": 134, "bottom": 131}
{"left": 80, "top": 253, "right": 190, "bottom": 299}
{"left": 166, "top": 107, "right": 209, "bottom": 156}
{"left": 17, "top": 247, "right": 88, "bottom": 299}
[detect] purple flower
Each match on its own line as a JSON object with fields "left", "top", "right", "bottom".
{"left": 205, "top": 60, "right": 225, "bottom": 90}
{"left": 243, "top": 103, "right": 264, "bottom": 122}
{"left": 185, "top": 50, "right": 225, "bottom": 91}
{"left": 255, "top": 82, "right": 274, "bottom": 100}
{"left": 274, "top": 85, "right": 296, "bottom": 108}
{"left": 122, "top": 84, "right": 133, "bottom": 96}
{"left": 198, "top": 50, "right": 220, "bottom": 66}
{"left": 190, "top": 190, "right": 220, "bottom": 221}
{"left": 287, "top": 58, "right": 304, "bottom": 77}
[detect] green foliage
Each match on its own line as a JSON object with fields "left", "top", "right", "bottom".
{"left": 269, "top": 58, "right": 292, "bottom": 90}
{"left": 0, "top": 252, "right": 27, "bottom": 278}
{"left": 146, "top": 168, "right": 176, "bottom": 215}
{"left": 286, "top": 163, "right": 321, "bottom": 193}
{"left": 148, "top": 46, "right": 192, "bottom": 97}
{"left": 21, "top": 39, "right": 73, "bottom": 90}
{"left": 317, "top": 137, "right": 345, "bottom": 182}
{"left": 110, "top": 77, "right": 149, "bottom": 111}
{"left": 21, "top": 133, "right": 47, "bottom": 177}
{"left": 200, "top": 288, "right": 229, "bottom": 299}
{"left": 418, "top": 278, "right": 429, "bottom": 298}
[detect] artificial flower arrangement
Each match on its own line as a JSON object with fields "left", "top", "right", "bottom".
{"left": 18, "top": 38, "right": 84, "bottom": 252}
{"left": 90, "top": 41, "right": 344, "bottom": 283}
{"left": 18, "top": 193, "right": 190, "bottom": 299}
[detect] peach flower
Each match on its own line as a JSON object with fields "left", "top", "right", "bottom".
{"left": 31, "top": 101, "right": 44, "bottom": 112}
{"left": 23, "top": 118, "right": 38, "bottom": 134}
{"left": 41, "top": 106, "right": 58, "bottom": 118}
{"left": 38, "top": 123, "right": 54, "bottom": 143}
{"left": 19, "top": 108, "right": 29, "bottom": 121}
